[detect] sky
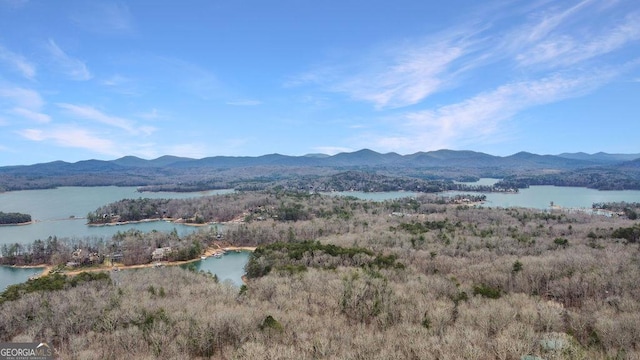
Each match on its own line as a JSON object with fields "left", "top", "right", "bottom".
{"left": 0, "top": 0, "right": 639, "bottom": 165}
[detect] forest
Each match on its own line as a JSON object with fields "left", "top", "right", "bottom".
{"left": 496, "top": 167, "right": 640, "bottom": 191}
{"left": 0, "top": 211, "right": 31, "bottom": 225}
{"left": 1, "top": 190, "right": 640, "bottom": 359}
{"left": 2, "top": 148, "right": 639, "bottom": 193}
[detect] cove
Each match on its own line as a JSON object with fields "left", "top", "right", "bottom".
{"left": 445, "top": 182, "right": 640, "bottom": 210}
{"left": 181, "top": 251, "right": 251, "bottom": 287}
{"left": 0, "top": 186, "right": 233, "bottom": 246}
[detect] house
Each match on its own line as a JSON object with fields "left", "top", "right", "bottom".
{"left": 152, "top": 247, "right": 172, "bottom": 261}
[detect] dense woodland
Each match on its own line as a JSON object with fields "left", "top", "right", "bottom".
{"left": 496, "top": 166, "right": 640, "bottom": 191}
{"left": 2, "top": 148, "right": 639, "bottom": 193}
{"left": 1, "top": 191, "right": 640, "bottom": 359}
{"left": 0, "top": 211, "right": 31, "bottom": 225}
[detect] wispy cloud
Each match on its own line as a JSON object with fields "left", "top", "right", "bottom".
{"left": 10, "top": 108, "right": 50, "bottom": 123}
{"left": 226, "top": 99, "right": 262, "bottom": 106}
{"left": 0, "top": 85, "right": 50, "bottom": 123}
{"left": 291, "top": 1, "right": 638, "bottom": 113}
{"left": 57, "top": 103, "right": 155, "bottom": 135}
{"left": 18, "top": 127, "right": 120, "bottom": 156}
{"left": 101, "top": 74, "right": 142, "bottom": 96}
{"left": 364, "top": 69, "right": 619, "bottom": 153}
{"left": 516, "top": 13, "right": 640, "bottom": 68}
{"left": 289, "top": 0, "right": 639, "bottom": 154}
{"left": 290, "top": 34, "right": 473, "bottom": 109}
{"left": 102, "top": 74, "right": 131, "bottom": 87}
{"left": 340, "top": 43, "right": 466, "bottom": 109}
{"left": 0, "top": 45, "right": 36, "bottom": 79}
{"left": 46, "top": 39, "right": 92, "bottom": 81}
{"left": 136, "top": 108, "right": 160, "bottom": 120}
{"left": 70, "top": 2, "right": 133, "bottom": 34}
{"left": 519, "top": 0, "right": 594, "bottom": 44}
{"left": 0, "top": 86, "right": 44, "bottom": 109}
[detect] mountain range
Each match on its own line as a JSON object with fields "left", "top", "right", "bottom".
{"left": 2, "top": 149, "right": 639, "bottom": 175}
{"left": 1, "top": 149, "right": 639, "bottom": 192}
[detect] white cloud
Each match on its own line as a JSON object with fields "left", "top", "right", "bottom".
{"left": 290, "top": 35, "right": 471, "bottom": 109}
{"left": 18, "top": 127, "right": 120, "bottom": 156}
{"left": 0, "top": 86, "right": 50, "bottom": 123}
{"left": 363, "top": 69, "right": 617, "bottom": 154}
{"left": 17, "top": 128, "right": 45, "bottom": 141}
{"left": 339, "top": 43, "right": 465, "bottom": 109}
{"left": 137, "top": 125, "right": 156, "bottom": 136}
{"left": 0, "top": 45, "right": 36, "bottom": 79}
{"left": 101, "top": 74, "right": 143, "bottom": 96}
{"left": 46, "top": 39, "right": 92, "bottom": 81}
{"left": 0, "top": 86, "right": 44, "bottom": 109}
{"left": 57, "top": 103, "right": 151, "bottom": 135}
{"left": 291, "top": 1, "right": 638, "bottom": 115}
{"left": 521, "top": 0, "right": 594, "bottom": 44}
{"left": 11, "top": 108, "right": 50, "bottom": 123}
{"left": 100, "top": 74, "right": 144, "bottom": 96}
{"left": 516, "top": 13, "right": 640, "bottom": 68}
{"left": 102, "top": 74, "right": 131, "bottom": 87}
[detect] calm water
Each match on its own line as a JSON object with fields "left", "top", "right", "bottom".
{"left": 0, "top": 186, "right": 233, "bottom": 246}
{"left": 444, "top": 180, "right": 640, "bottom": 209}
{"left": 323, "top": 180, "right": 640, "bottom": 210}
{"left": 182, "top": 251, "right": 250, "bottom": 286}
{"left": 0, "top": 186, "right": 233, "bottom": 289}
{"left": 454, "top": 178, "right": 501, "bottom": 186}
{"left": 3, "top": 183, "right": 640, "bottom": 289}
{"left": 0, "top": 266, "right": 43, "bottom": 291}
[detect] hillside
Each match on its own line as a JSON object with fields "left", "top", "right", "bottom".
{"left": 0, "top": 149, "right": 639, "bottom": 192}
{"left": 1, "top": 192, "right": 639, "bottom": 359}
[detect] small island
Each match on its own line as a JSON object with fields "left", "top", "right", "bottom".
{"left": 0, "top": 211, "right": 32, "bottom": 226}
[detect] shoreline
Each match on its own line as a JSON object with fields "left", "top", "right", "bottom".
{"left": 4, "top": 245, "right": 256, "bottom": 279}
{"left": 87, "top": 217, "right": 227, "bottom": 227}
{"left": 0, "top": 221, "right": 33, "bottom": 227}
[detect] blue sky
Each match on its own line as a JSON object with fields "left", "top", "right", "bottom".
{"left": 0, "top": 0, "right": 639, "bottom": 165}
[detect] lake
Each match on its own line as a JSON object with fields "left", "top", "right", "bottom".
{"left": 324, "top": 179, "right": 640, "bottom": 210}
{"left": 0, "top": 186, "right": 233, "bottom": 289}
{"left": 0, "top": 266, "right": 43, "bottom": 291}
{"left": 454, "top": 178, "right": 501, "bottom": 186}
{"left": 3, "top": 183, "right": 640, "bottom": 289}
{"left": 0, "top": 186, "right": 233, "bottom": 246}
{"left": 444, "top": 181, "right": 640, "bottom": 210}
{"left": 181, "top": 251, "right": 250, "bottom": 286}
